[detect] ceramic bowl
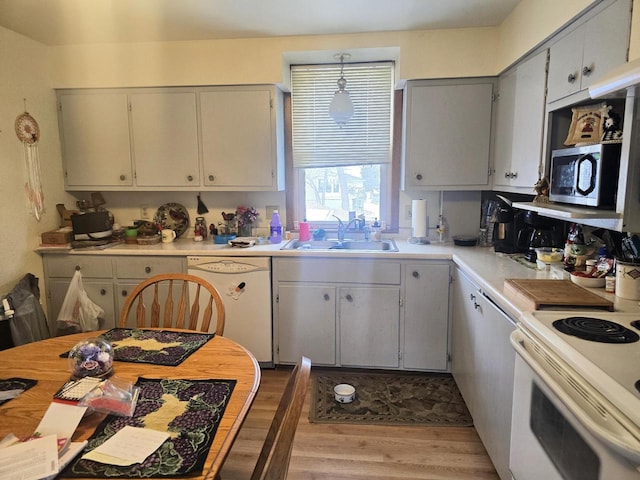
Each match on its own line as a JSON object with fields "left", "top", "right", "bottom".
{"left": 333, "top": 383, "right": 356, "bottom": 403}
{"left": 570, "top": 272, "right": 606, "bottom": 288}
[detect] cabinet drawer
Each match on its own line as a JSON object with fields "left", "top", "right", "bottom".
{"left": 46, "top": 255, "right": 113, "bottom": 278}
{"left": 114, "top": 256, "right": 185, "bottom": 279}
{"left": 276, "top": 259, "right": 401, "bottom": 284}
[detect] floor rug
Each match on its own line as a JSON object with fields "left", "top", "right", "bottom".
{"left": 310, "top": 370, "right": 472, "bottom": 426}
{"left": 62, "top": 377, "right": 236, "bottom": 478}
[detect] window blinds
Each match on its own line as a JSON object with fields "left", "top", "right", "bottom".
{"left": 291, "top": 62, "right": 394, "bottom": 168}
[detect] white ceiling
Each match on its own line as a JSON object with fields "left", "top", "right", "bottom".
{"left": 0, "top": 0, "right": 522, "bottom": 46}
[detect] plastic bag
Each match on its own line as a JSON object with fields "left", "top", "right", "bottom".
{"left": 78, "top": 377, "right": 140, "bottom": 417}
{"left": 56, "top": 270, "right": 104, "bottom": 334}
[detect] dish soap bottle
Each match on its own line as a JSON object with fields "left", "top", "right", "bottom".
{"left": 270, "top": 210, "right": 282, "bottom": 244}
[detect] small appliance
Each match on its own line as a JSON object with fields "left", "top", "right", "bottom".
{"left": 70, "top": 211, "right": 112, "bottom": 241}
{"left": 492, "top": 195, "right": 526, "bottom": 254}
{"left": 516, "top": 211, "right": 564, "bottom": 262}
{"left": 549, "top": 143, "right": 622, "bottom": 207}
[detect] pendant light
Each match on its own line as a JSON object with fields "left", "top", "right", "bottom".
{"left": 329, "top": 53, "right": 354, "bottom": 127}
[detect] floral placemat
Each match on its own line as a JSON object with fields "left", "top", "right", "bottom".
{"left": 104, "top": 329, "right": 214, "bottom": 366}
{"left": 62, "top": 377, "right": 236, "bottom": 478}
{"left": 0, "top": 377, "right": 37, "bottom": 406}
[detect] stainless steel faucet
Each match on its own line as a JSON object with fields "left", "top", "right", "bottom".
{"left": 333, "top": 215, "right": 363, "bottom": 242}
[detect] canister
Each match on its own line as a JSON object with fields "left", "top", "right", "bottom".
{"left": 615, "top": 261, "right": 640, "bottom": 300}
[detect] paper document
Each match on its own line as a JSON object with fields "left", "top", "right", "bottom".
{"left": 0, "top": 434, "right": 59, "bottom": 480}
{"left": 82, "top": 426, "right": 169, "bottom": 466}
{"left": 34, "top": 402, "right": 87, "bottom": 453}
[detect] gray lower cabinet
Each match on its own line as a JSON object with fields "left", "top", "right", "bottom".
{"left": 277, "top": 284, "right": 337, "bottom": 365}
{"left": 451, "top": 267, "right": 515, "bottom": 480}
{"left": 403, "top": 262, "right": 450, "bottom": 371}
{"left": 274, "top": 258, "right": 450, "bottom": 371}
{"left": 43, "top": 254, "right": 186, "bottom": 332}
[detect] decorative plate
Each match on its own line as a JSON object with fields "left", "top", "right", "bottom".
{"left": 15, "top": 112, "right": 40, "bottom": 144}
{"left": 154, "top": 203, "right": 190, "bottom": 238}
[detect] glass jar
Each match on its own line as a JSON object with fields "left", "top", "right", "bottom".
{"left": 68, "top": 337, "right": 114, "bottom": 379}
{"left": 194, "top": 216, "right": 207, "bottom": 241}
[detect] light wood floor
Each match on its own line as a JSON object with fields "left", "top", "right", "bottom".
{"left": 220, "top": 367, "right": 500, "bottom": 480}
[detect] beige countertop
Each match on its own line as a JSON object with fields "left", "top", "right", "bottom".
{"left": 37, "top": 238, "right": 640, "bottom": 319}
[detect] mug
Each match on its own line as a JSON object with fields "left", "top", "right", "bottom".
{"left": 161, "top": 229, "right": 176, "bottom": 243}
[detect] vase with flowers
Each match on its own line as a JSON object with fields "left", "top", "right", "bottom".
{"left": 236, "top": 206, "right": 259, "bottom": 237}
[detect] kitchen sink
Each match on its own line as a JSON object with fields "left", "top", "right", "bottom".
{"left": 280, "top": 238, "right": 398, "bottom": 252}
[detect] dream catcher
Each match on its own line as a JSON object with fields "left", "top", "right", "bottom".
{"left": 15, "top": 102, "right": 44, "bottom": 220}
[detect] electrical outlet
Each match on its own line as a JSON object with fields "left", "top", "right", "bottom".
{"left": 266, "top": 205, "right": 279, "bottom": 219}
{"left": 140, "top": 204, "right": 150, "bottom": 219}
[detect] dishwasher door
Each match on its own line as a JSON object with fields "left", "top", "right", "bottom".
{"left": 187, "top": 256, "right": 272, "bottom": 365}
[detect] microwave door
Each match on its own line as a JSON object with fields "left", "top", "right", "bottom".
{"left": 576, "top": 154, "right": 597, "bottom": 196}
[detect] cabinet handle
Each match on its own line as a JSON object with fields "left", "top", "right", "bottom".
{"left": 119, "top": 174, "right": 126, "bottom": 181}
{"left": 75, "top": 265, "right": 81, "bottom": 271}
{"left": 416, "top": 173, "right": 423, "bottom": 181}
{"left": 100, "top": 289, "right": 106, "bottom": 295}
{"left": 345, "top": 294, "right": 353, "bottom": 302}
{"left": 187, "top": 175, "right": 194, "bottom": 182}
{"left": 511, "top": 171, "right": 517, "bottom": 179}
{"left": 412, "top": 271, "right": 419, "bottom": 278}
{"left": 567, "top": 73, "right": 577, "bottom": 84}
{"left": 470, "top": 293, "right": 476, "bottom": 301}
{"left": 208, "top": 174, "right": 215, "bottom": 182}
{"left": 121, "top": 290, "right": 128, "bottom": 297}
{"left": 145, "top": 266, "right": 151, "bottom": 274}
{"left": 582, "top": 65, "right": 592, "bottom": 77}
{"left": 504, "top": 172, "right": 510, "bottom": 178}
{"left": 323, "top": 293, "right": 330, "bottom": 301}
{"left": 474, "top": 302, "right": 481, "bottom": 310}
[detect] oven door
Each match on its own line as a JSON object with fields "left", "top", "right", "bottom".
{"left": 510, "top": 329, "right": 640, "bottom": 480}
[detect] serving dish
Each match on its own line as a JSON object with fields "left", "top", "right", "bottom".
{"left": 570, "top": 272, "right": 606, "bottom": 288}
{"left": 453, "top": 235, "right": 478, "bottom": 246}
{"left": 154, "top": 203, "right": 189, "bottom": 238}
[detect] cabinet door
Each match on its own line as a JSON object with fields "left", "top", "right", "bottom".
{"left": 403, "top": 263, "right": 450, "bottom": 371}
{"left": 450, "top": 268, "right": 481, "bottom": 416}
{"left": 580, "top": 0, "right": 631, "bottom": 91}
{"left": 493, "top": 68, "right": 517, "bottom": 188}
{"left": 201, "top": 88, "right": 275, "bottom": 189}
{"left": 130, "top": 92, "right": 200, "bottom": 187}
{"left": 277, "top": 284, "right": 336, "bottom": 365}
{"left": 339, "top": 286, "right": 400, "bottom": 368}
{"left": 59, "top": 92, "right": 133, "bottom": 187}
{"left": 509, "top": 50, "right": 547, "bottom": 188}
{"left": 547, "top": 26, "right": 584, "bottom": 103}
{"left": 48, "top": 279, "right": 115, "bottom": 332}
{"left": 404, "top": 81, "right": 494, "bottom": 188}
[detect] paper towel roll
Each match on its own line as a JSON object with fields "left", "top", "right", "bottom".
{"left": 411, "top": 199, "right": 428, "bottom": 238}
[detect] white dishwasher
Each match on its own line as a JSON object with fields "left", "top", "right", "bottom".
{"left": 187, "top": 256, "right": 272, "bottom": 365}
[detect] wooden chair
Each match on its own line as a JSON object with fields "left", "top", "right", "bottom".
{"left": 118, "top": 273, "right": 225, "bottom": 335}
{"left": 217, "top": 356, "right": 311, "bottom": 480}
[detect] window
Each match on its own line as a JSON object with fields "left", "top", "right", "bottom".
{"left": 290, "top": 62, "right": 394, "bottom": 226}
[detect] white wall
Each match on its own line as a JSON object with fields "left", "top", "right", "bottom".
{"left": 0, "top": 27, "right": 75, "bottom": 295}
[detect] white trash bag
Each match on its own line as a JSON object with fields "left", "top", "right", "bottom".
{"left": 56, "top": 270, "right": 104, "bottom": 334}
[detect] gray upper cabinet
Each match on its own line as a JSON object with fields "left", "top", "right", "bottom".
{"left": 57, "top": 85, "right": 284, "bottom": 191}
{"left": 547, "top": 0, "right": 631, "bottom": 105}
{"left": 493, "top": 50, "right": 548, "bottom": 191}
{"left": 59, "top": 91, "right": 133, "bottom": 188}
{"left": 130, "top": 91, "right": 200, "bottom": 187}
{"left": 402, "top": 78, "right": 495, "bottom": 190}
{"left": 200, "top": 87, "right": 283, "bottom": 190}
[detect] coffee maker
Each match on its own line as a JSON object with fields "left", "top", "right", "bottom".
{"left": 492, "top": 196, "right": 526, "bottom": 254}
{"left": 517, "top": 210, "right": 564, "bottom": 262}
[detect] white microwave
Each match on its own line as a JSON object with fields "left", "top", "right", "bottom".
{"left": 549, "top": 143, "right": 622, "bottom": 208}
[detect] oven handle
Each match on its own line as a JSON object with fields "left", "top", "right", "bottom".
{"left": 511, "top": 329, "right": 640, "bottom": 465}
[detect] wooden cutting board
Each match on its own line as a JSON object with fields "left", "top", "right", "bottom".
{"left": 504, "top": 279, "right": 614, "bottom": 311}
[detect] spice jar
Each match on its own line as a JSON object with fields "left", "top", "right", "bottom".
{"left": 194, "top": 217, "right": 207, "bottom": 241}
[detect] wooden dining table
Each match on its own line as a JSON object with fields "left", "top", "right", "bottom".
{"left": 0, "top": 330, "right": 261, "bottom": 479}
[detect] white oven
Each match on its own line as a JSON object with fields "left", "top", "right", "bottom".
{"left": 509, "top": 312, "right": 640, "bottom": 480}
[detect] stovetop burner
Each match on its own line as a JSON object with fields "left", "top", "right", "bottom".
{"left": 552, "top": 316, "right": 640, "bottom": 344}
